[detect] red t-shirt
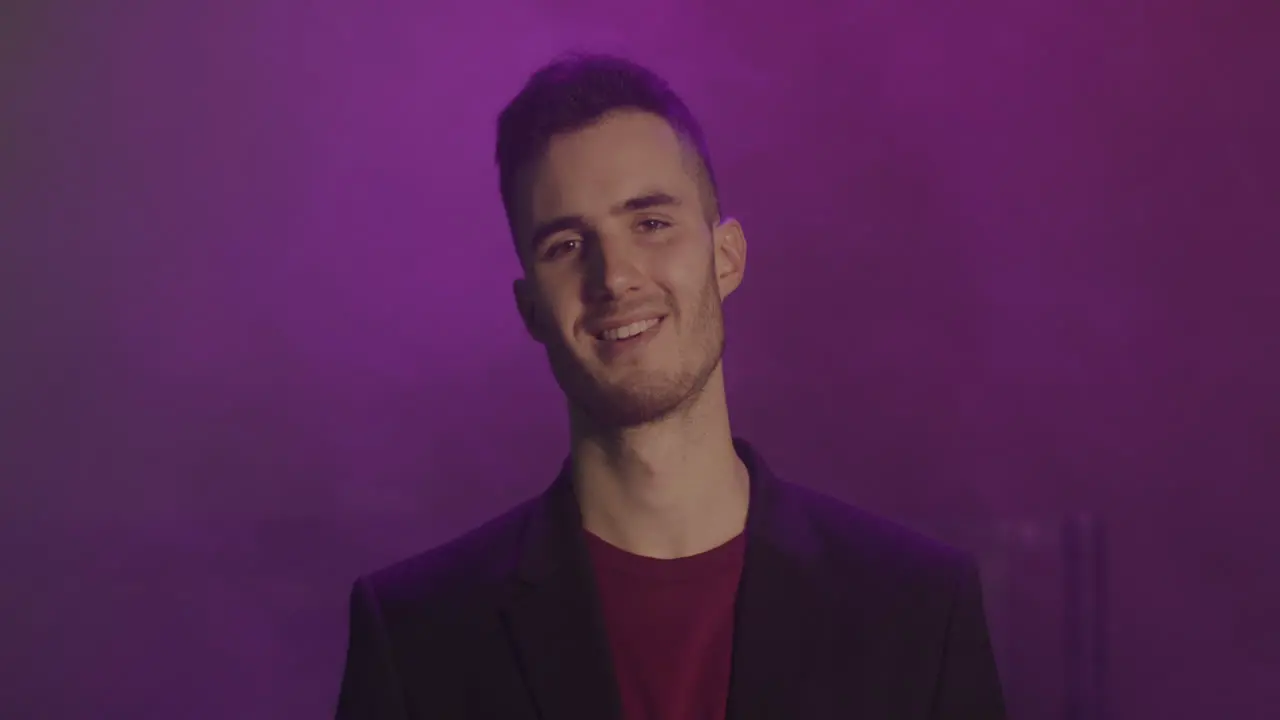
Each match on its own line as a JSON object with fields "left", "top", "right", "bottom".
{"left": 585, "top": 530, "right": 747, "bottom": 720}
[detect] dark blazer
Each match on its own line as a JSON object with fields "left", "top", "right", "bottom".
{"left": 336, "top": 440, "right": 1006, "bottom": 719}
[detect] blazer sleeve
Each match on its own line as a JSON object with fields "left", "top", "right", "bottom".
{"left": 930, "top": 556, "right": 1008, "bottom": 719}
{"left": 335, "top": 576, "right": 411, "bottom": 720}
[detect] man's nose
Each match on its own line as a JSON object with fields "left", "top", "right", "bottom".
{"left": 584, "top": 233, "right": 643, "bottom": 301}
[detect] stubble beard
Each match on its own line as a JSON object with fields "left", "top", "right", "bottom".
{"left": 549, "top": 280, "right": 725, "bottom": 430}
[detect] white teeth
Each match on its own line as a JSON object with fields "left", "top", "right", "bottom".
{"left": 599, "top": 317, "right": 660, "bottom": 341}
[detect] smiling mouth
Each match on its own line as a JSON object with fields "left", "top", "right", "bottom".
{"left": 595, "top": 317, "right": 662, "bottom": 342}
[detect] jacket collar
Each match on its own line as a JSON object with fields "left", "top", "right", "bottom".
{"left": 501, "top": 439, "right": 852, "bottom": 719}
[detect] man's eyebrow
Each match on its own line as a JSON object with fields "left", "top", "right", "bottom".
{"left": 525, "top": 192, "right": 682, "bottom": 253}
{"left": 527, "top": 215, "right": 586, "bottom": 253}
{"left": 613, "top": 192, "right": 680, "bottom": 214}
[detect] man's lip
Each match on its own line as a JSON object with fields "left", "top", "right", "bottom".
{"left": 586, "top": 314, "right": 667, "bottom": 335}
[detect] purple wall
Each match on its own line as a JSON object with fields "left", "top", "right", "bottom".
{"left": 4, "top": 1, "right": 1277, "bottom": 717}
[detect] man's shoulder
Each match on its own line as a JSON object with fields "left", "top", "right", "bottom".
{"left": 777, "top": 479, "right": 973, "bottom": 588}
{"left": 359, "top": 496, "right": 537, "bottom": 613}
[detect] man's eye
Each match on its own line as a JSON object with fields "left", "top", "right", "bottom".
{"left": 544, "top": 238, "right": 580, "bottom": 259}
{"left": 638, "top": 218, "right": 671, "bottom": 232}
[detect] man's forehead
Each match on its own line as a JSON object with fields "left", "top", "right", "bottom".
{"left": 528, "top": 173, "right": 693, "bottom": 218}
{"left": 528, "top": 131, "right": 697, "bottom": 215}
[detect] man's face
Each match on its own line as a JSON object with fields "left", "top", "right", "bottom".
{"left": 512, "top": 110, "right": 746, "bottom": 428}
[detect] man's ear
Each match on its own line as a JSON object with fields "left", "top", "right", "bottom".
{"left": 712, "top": 217, "right": 747, "bottom": 300}
{"left": 513, "top": 277, "right": 548, "bottom": 344}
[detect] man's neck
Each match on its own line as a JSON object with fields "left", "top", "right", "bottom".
{"left": 568, "top": 372, "right": 750, "bottom": 560}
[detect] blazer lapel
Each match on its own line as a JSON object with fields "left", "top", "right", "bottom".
{"left": 725, "top": 440, "right": 881, "bottom": 719}
{"left": 501, "top": 464, "right": 621, "bottom": 720}
{"left": 501, "top": 441, "right": 888, "bottom": 719}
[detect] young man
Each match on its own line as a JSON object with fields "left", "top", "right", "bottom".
{"left": 336, "top": 54, "right": 1006, "bottom": 719}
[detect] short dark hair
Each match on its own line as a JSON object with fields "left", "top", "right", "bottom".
{"left": 495, "top": 53, "right": 720, "bottom": 252}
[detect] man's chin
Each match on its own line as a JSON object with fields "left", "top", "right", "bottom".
{"left": 549, "top": 353, "right": 703, "bottom": 428}
{"left": 573, "top": 383, "right": 691, "bottom": 429}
